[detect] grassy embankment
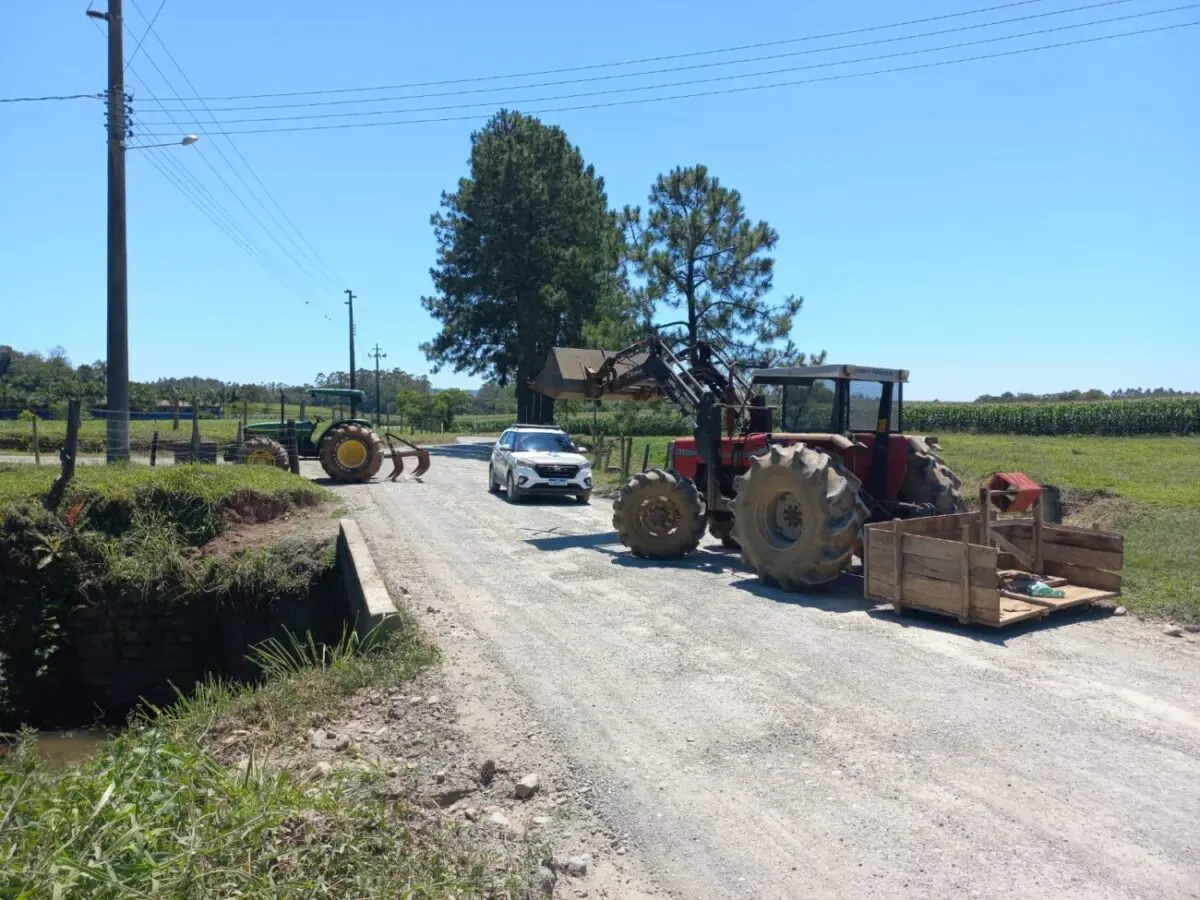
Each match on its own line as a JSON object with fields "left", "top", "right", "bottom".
{"left": 0, "top": 416, "right": 468, "bottom": 455}
{"left": 587, "top": 434, "right": 1199, "bottom": 623}
{"left": 0, "top": 463, "right": 537, "bottom": 896}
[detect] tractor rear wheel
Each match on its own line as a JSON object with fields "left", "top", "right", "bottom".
{"left": 238, "top": 436, "right": 289, "bottom": 470}
{"left": 319, "top": 423, "right": 384, "bottom": 482}
{"left": 900, "top": 439, "right": 966, "bottom": 514}
{"left": 730, "top": 444, "right": 867, "bottom": 590}
{"left": 708, "top": 515, "right": 740, "bottom": 549}
{"left": 612, "top": 468, "right": 704, "bottom": 559}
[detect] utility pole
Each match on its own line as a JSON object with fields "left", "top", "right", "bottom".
{"left": 369, "top": 344, "right": 387, "bottom": 426}
{"left": 88, "top": 0, "right": 129, "bottom": 463}
{"left": 344, "top": 289, "right": 358, "bottom": 418}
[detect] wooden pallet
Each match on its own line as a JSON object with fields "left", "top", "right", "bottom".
{"left": 863, "top": 510, "right": 1123, "bottom": 629}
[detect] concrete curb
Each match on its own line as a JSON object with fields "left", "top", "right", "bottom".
{"left": 338, "top": 517, "right": 401, "bottom": 640}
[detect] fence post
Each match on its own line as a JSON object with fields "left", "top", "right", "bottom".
{"left": 60, "top": 400, "right": 80, "bottom": 483}
{"left": 620, "top": 436, "right": 631, "bottom": 481}
{"left": 286, "top": 420, "right": 300, "bottom": 474}
{"left": 641, "top": 442, "right": 650, "bottom": 472}
{"left": 190, "top": 398, "right": 201, "bottom": 461}
{"left": 31, "top": 415, "right": 40, "bottom": 465}
{"left": 242, "top": 400, "right": 248, "bottom": 427}
{"left": 150, "top": 430, "right": 159, "bottom": 466}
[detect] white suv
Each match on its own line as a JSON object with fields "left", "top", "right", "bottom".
{"left": 488, "top": 425, "right": 593, "bottom": 504}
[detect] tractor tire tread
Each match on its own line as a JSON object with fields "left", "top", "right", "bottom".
{"left": 319, "top": 423, "right": 385, "bottom": 482}
{"left": 730, "top": 443, "right": 867, "bottom": 589}
{"left": 612, "top": 468, "right": 704, "bottom": 559}
{"left": 899, "top": 440, "right": 967, "bottom": 514}
{"left": 238, "top": 436, "right": 289, "bottom": 470}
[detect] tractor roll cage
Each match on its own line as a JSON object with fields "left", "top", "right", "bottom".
{"left": 750, "top": 368, "right": 907, "bottom": 435}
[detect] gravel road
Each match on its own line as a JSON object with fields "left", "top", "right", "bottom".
{"left": 331, "top": 438, "right": 1200, "bottom": 900}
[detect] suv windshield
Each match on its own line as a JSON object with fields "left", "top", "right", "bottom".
{"left": 514, "top": 431, "right": 576, "bottom": 453}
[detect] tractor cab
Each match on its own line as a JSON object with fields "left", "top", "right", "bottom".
{"left": 746, "top": 363, "right": 940, "bottom": 515}
{"left": 749, "top": 364, "right": 908, "bottom": 437}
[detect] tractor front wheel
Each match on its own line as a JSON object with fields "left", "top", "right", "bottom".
{"left": 730, "top": 444, "right": 867, "bottom": 590}
{"left": 319, "top": 424, "right": 384, "bottom": 482}
{"left": 238, "top": 436, "right": 289, "bottom": 470}
{"left": 612, "top": 468, "right": 704, "bottom": 559}
{"left": 899, "top": 439, "right": 966, "bottom": 514}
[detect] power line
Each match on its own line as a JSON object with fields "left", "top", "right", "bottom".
{"left": 137, "top": 5, "right": 1198, "bottom": 127}
{"left": 136, "top": 19, "right": 1200, "bottom": 137}
{"left": 124, "top": 0, "right": 166, "bottom": 71}
{"left": 145, "top": 0, "right": 1069, "bottom": 101}
{"left": 140, "top": 0, "right": 1142, "bottom": 113}
{"left": 87, "top": 14, "right": 338, "bottom": 324}
{"left": 126, "top": 0, "right": 348, "bottom": 292}
{"left": 0, "top": 93, "right": 100, "bottom": 103}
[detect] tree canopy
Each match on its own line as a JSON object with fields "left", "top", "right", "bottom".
{"left": 420, "top": 110, "right": 626, "bottom": 423}
{"left": 623, "top": 164, "right": 818, "bottom": 367}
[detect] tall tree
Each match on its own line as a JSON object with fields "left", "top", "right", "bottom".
{"left": 623, "top": 164, "right": 818, "bottom": 367}
{"left": 420, "top": 110, "right": 624, "bottom": 423}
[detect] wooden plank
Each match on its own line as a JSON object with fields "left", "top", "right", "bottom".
{"left": 1000, "top": 584, "right": 1116, "bottom": 610}
{"left": 869, "top": 532, "right": 997, "bottom": 568}
{"left": 988, "top": 529, "right": 1035, "bottom": 570}
{"left": 870, "top": 554, "right": 999, "bottom": 587}
{"left": 1043, "top": 523, "right": 1124, "bottom": 554}
{"left": 871, "top": 573, "right": 999, "bottom": 620}
{"left": 1041, "top": 541, "right": 1124, "bottom": 572}
{"left": 1043, "top": 561, "right": 1122, "bottom": 593}
{"left": 960, "top": 523, "right": 972, "bottom": 623}
{"left": 890, "top": 597, "right": 1046, "bottom": 628}
{"left": 893, "top": 519, "right": 904, "bottom": 604}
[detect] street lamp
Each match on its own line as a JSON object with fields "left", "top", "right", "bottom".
{"left": 127, "top": 135, "right": 199, "bottom": 150}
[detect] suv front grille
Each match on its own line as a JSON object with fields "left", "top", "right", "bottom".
{"left": 534, "top": 464, "right": 579, "bottom": 479}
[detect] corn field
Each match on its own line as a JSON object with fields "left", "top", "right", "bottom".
{"left": 903, "top": 398, "right": 1199, "bottom": 436}
{"left": 461, "top": 398, "right": 1198, "bottom": 438}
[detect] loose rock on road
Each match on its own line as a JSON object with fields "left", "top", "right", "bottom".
{"left": 322, "top": 438, "right": 1200, "bottom": 899}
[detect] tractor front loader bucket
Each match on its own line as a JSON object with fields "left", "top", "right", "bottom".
{"left": 383, "top": 432, "right": 431, "bottom": 481}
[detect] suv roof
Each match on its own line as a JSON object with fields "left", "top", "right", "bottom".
{"left": 750, "top": 364, "right": 909, "bottom": 385}
{"left": 505, "top": 423, "right": 567, "bottom": 432}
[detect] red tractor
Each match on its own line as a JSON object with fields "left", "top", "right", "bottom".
{"left": 540, "top": 335, "right": 965, "bottom": 591}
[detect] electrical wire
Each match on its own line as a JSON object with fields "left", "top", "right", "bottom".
{"left": 127, "top": 0, "right": 348, "bottom": 293}
{"left": 131, "top": 141, "right": 320, "bottom": 303}
{"left": 125, "top": 0, "right": 167, "bottom": 71}
{"left": 139, "top": 0, "right": 1143, "bottom": 113}
{"left": 136, "top": 4, "right": 1200, "bottom": 127}
{"left": 0, "top": 93, "right": 101, "bottom": 103}
{"left": 88, "top": 13, "right": 336, "bottom": 321}
{"left": 135, "top": 19, "right": 1200, "bottom": 137}
{"left": 145, "top": 0, "right": 1072, "bottom": 100}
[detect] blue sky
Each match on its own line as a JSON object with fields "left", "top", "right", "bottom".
{"left": 2, "top": 0, "right": 1197, "bottom": 400}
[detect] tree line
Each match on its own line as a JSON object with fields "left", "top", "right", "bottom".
{"left": 0, "top": 344, "right": 503, "bottom": 430}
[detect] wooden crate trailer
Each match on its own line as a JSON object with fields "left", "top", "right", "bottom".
{"left": 863, "top": 474, "right": 1124, "bottom": 628}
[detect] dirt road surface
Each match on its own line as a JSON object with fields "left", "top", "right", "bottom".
{"left": 327, "top": 438, "right": 1200, "bottom": 900}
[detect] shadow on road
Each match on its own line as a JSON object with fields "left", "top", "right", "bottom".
{"left": 525, "top": 529, "right": 753, "bottom": 576}
{"left": 864, "top": 599, "right": 1118, "bottom": 645}
{"left": 731, "top": 572, "right": 870, "bottom": 615}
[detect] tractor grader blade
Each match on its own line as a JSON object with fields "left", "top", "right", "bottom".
{"left": 383, "top": 432, "right": 431, "bottom": 481}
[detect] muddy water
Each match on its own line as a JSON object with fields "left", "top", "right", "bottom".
{"left": 33, "top": 730, "right": 111, "bottom": 767}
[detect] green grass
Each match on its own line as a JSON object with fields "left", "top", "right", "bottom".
{"left": 0, "top": 417, "right": 472, "bottom": 455}
{"left": 0, "top": 462, "right": 329, "bottom": 544}
{"left": 584, "top": 433, "right": 1200, "bottom": 622}
{"left": 935, "top": 435, "right": 1199, "bottom": 622}
{"left": 0, "top": 629, "right": 541, "bottom": 898}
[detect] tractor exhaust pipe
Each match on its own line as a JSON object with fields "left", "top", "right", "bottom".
{"left": 383, "top": 432, "right": 431, "bottom": 481}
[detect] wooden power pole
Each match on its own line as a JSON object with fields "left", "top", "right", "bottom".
{"left": 369, "top": 344, "right": 387, "bottom": 426}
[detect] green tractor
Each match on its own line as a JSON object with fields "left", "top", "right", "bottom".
{"left": 225, "top": 388, "right": 387, "bottom": 482}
